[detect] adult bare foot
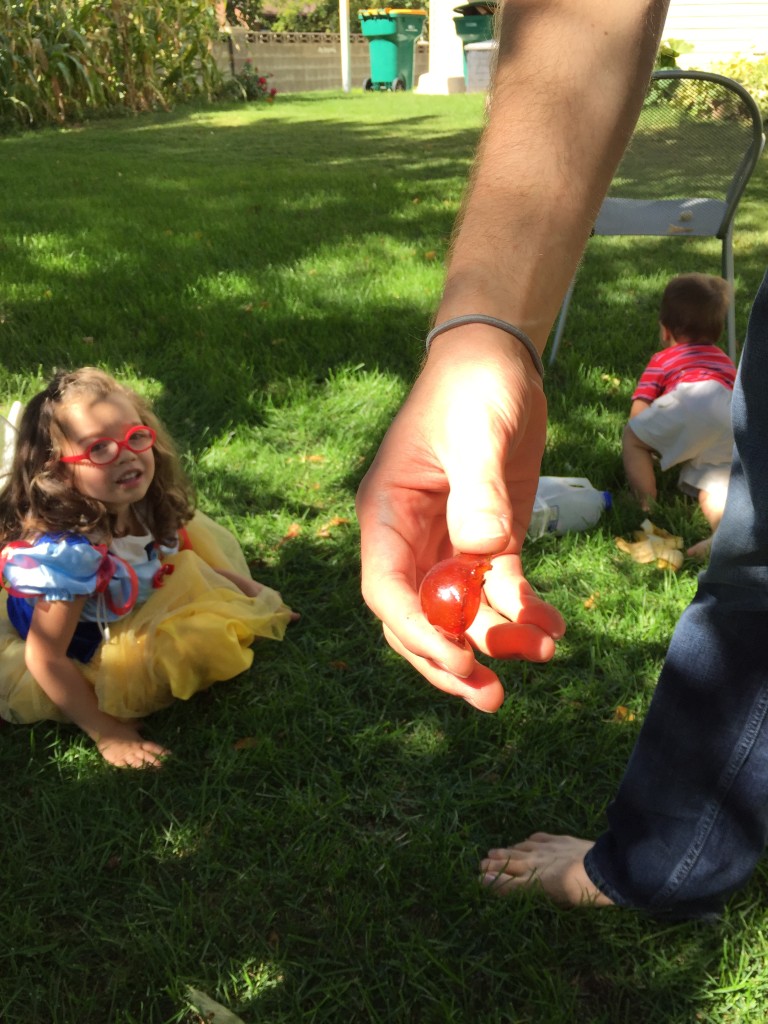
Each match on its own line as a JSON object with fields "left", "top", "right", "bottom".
{"left": 478, "top": 832, "right": 614, "bottom": 907}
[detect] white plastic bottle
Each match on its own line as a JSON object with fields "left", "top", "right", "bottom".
{"left": 527, "top": 476, "right": 612, "bottom": 538}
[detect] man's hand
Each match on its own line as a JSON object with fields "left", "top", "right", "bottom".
{"left": 357, "top": 325, "right": 565, "bottom": 712}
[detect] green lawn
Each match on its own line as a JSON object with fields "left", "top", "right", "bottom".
{"left": 1, "top": 91, "right": 767, "bottom": 1024}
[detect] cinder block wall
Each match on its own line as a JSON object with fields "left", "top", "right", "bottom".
{"left": 213, "top": 28, "right": 429, "bottom": 94}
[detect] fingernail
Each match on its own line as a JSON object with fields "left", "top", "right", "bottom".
{"left": 459, "top": 512, "right": 509, "bottom": 543}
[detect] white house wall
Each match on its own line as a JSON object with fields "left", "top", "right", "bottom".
{"left": 663, "top": 0, "right": 768, "bottom": 68}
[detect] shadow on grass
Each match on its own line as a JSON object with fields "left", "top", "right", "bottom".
{"left": 0, "top": 103, "right": 483, "bottom": 444}
{"left": 0, "top": 520, "right": 737, "bottom": 1023}
{"left": 0, "top": 588, "right": 744, "bottom": 1023}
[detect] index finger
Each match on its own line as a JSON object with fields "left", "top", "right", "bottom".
{"left": 383, "top": 624, "right": 506, "bottom": 713}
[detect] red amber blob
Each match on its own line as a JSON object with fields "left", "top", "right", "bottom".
{"left": 419, "top": 554, "right": 493, "bottom": 640}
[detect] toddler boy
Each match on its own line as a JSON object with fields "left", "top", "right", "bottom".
{"left": 622, "top": 273, "right": 736, "bottom": 557}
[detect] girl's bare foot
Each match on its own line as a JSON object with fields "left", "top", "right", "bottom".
{"left": 95, "top": 722, "right": 170, "bottom": 768}
{"left": 478, "top": 833, "right": 614, "bottom": 907}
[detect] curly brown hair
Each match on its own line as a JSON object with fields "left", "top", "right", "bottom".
{"left": 0, "top": 368, "right": 194, "bottom": 546}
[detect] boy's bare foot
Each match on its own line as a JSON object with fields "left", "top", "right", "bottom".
{"left": 686, "top": 534, "right": 713, "bottom": 559}
{"left": 478, "top": 832, "right": 614, "bottom": 907}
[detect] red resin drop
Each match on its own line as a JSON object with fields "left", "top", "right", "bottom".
{"left": 419, "top": 554, "right": 493, "bottom": 640}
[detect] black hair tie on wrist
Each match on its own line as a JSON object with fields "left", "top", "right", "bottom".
{"left": 425, "top": 315, "right": 545, "bottom": 381}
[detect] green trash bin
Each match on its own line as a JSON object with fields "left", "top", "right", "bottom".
{"left": 359, "top": 8, "right": 427, "bottom": 91}
{"left": 452, "top": 2, "right": 496, "bottom": 83}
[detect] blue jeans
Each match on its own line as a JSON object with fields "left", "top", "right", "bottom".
{"left": 585, "top": 270, "right": 768, "bottom": 920}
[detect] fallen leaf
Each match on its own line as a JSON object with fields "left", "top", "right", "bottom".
{"left": 233, "top": 736, "right": 259, "bottom": 750}
{"left": 185, "top": 987, "right": 246, "bottom": 1024}
{"left": 277, "top": 522, "right": 302, "bottom": 546}
{"left": 613, "top": 706, "right": 636, "bottom": 723}
{"left": 424, "top": 250, "right": 437, "bottom": 260}
{"left": 300, "top": 454, "right": 325, "bottom": 464}
{"left": 317, "top": 516, "right": 350, "bottom": 538}
{"left": 583, "top": 592, "right": 600, "bottom": 609}
{"left": 329, "top": 660, "right": 349, "bottom": 671}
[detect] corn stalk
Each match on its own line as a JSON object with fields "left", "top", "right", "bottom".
{"left": 0, "top": 0, "right": 222, "bottom": 128}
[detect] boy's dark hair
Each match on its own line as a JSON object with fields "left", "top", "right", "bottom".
{"left": 0, "top": 367, "right": 194, "bottom": 546}
{"left": 659, "top": 273, "right": 731, "bottom": 344}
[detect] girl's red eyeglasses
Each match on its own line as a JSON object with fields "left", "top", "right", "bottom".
{"left": 60, "top": 425, "right": 157, "bottom": 467}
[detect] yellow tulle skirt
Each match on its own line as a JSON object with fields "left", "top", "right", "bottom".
{"left": 0, "top": 512, "right": 294, "bottom": 724}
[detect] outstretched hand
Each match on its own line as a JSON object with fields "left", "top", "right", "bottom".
{"left": 356, "top": 325, "right": 565, "bottom": 712}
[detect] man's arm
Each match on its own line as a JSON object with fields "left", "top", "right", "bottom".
{"left": 438, "top": 0, "right": 669, "bottom": 343}
{"left": 357, "top": 0, "right": 670, "bottom": 710}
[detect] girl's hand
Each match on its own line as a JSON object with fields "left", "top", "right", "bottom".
{"left": 95, "top": 721, "right": 170, "bottom": 768}
{"left": 356, "top": 325, "right": 565, "bottom": 712}
{"left": 213, "top": 566, "right": 264, "bottom": 596}
{"left": 215, "top": 567, "right": 300, "bottom": 621}
{"left": 26, "top": 599, "right": 171, "bottom": 766}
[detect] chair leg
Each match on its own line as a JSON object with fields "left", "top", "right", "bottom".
{"left": 548, "top": 275, "right": 577, "bottom": 365}
{"left": 721, "top": 228, "right": 736, "bottom": 362}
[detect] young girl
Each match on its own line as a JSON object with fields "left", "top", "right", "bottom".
{"left": 0, "top": 367, "right": 296, "bottom": 768}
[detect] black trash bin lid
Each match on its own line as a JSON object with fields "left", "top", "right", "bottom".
{"left": 452, "top": 2, "right": 497, "bottom": 15}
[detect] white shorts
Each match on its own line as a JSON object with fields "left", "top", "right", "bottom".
{"left": 629, "top": 380, "right": 734, "bottom": 494}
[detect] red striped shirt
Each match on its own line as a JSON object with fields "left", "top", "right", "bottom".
{"left": 632, "top": 343, "right": 736, "bottom": 403}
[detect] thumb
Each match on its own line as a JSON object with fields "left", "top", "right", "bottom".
{"left": 443, "top": 434, "right": 513, "bottom": 554}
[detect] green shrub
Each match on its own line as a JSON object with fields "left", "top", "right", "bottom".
{"left": 646, "top": 38, "right": 681, "bottom": 105}
{"left": 647, "top": 41, "right": 768, "bottom": 123}
{"left": 221, "top": 58, "right": 277, "bottom": 101}
{"left": 712, "top": 53, "right": 768, "bottom": 114}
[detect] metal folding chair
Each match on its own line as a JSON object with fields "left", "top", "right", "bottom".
{"left": 549, "top": 69, "right": 765, "bottom": 365}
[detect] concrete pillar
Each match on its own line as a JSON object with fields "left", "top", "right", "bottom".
{"left": 416, "top": 0, "right": 466, "bottom": 94}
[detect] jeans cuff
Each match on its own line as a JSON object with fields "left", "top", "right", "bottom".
{"left": 583, "top": 844, "right": 635, "bottom": 909}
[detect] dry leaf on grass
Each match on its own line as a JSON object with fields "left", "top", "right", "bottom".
{"left": 185, "top": 987, "right": 245, "bottom": 1024}
{"left": 317, "top": 516, "right": 350, "bottom": 538}
{"left": 233, "top": 736, "right": 259, "bottom": 750}
{"left": 277, "top": 522, "right": 302, "bottom": 546}
{"left": 613, "top": 706, "right": 636, "bottom": 723}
